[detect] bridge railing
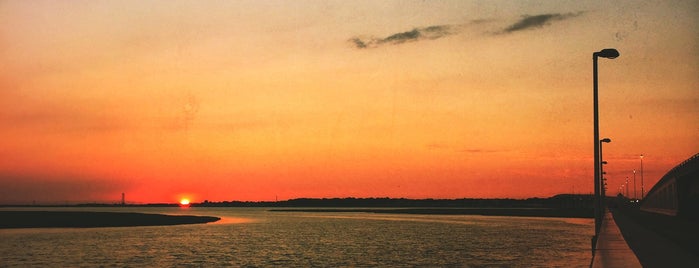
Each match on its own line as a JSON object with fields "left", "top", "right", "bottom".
{"left": 641, "top": 153, "right": 699, "bottom": 217}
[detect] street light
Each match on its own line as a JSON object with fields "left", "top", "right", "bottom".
{"left": 600, "top": 138, "right": 611, "bottom": 199}
{"left": 633, "top": 169, "right": 637, "bottom": 200}
{"left": 596, "top": 49, "right": 620, "bottom": 59}
{"left": 602, "top": 171, "right": 608, "bottom": 199}
{"left": 592, "top": 48, "right": 619, "bottom": 248}
{"left": 640, "top": 154, "right": 645, "bottom": 199}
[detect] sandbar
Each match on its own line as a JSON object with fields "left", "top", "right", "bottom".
{"left": 0, "top": 211, "right": 220, "bottom": 229}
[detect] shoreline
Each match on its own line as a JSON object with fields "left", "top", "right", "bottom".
{"left": 0, "top": 211, "right": 220, "bottom": 229}
{"left": 269, "top": 207, "right": 594, "bottom": 218}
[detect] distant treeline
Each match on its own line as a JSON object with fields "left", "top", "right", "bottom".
{"left": 194, "top": 194, "right": 594, "bottom": 209}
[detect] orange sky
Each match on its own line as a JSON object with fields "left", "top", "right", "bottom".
{"left": 1, "top": 0, "right": 697, "bottom": 204}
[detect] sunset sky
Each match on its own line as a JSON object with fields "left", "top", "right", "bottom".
{"left": 1, "top": 0, "right": 697, "bottom": 204}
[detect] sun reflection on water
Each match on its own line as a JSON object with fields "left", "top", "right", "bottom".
{"left": 210, "top": 216, "right": 256, "bottom": 225}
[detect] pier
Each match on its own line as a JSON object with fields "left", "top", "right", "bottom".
{"left": 591, "top": 209, "right": 641, "bottom": 267}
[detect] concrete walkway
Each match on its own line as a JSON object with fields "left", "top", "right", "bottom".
{"left": 591, "top": 209, "right": 642, "bottom": 268}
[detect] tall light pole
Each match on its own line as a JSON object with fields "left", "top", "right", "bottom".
{"left": 633, "top": 169, "right": 637, "bottom": 200}
{"left": 640, "top": 154, "right": 645, "bottom": 199}
{"left": 593, "top": 48, "right": 619, "bottom": 247}
{"left": 601, "top": 168, "right": 607, "bottom": 200}
{"left": 600, "top": 138, "right": 611, "bottom": 201}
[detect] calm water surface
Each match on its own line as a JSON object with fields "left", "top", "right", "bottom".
{"left": 0, "top": 207, "right": 593, "bottom": 267}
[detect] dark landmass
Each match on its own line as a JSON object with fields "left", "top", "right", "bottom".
{"left": 195, "top": 194, "right": 593, "bottom": 209}
{"left": 260, "top": 194, "right": 593, "bottom": 208}
{"left": 0, "top": 211, "right": 220, "bottom": 229}
{"left": 268, "top": 208, "right": 593, "bottom": 218}
{"left": 201, "top": 194, "right": 594, "bottom": 218}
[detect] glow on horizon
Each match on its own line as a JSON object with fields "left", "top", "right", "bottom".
{"left": 0, "top": 0, "right": 697, "bottom": 204}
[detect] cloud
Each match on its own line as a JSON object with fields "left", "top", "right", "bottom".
{"left": 349, "top": 37, "right": 368, "bottom": 49}
{"left": 458, "top": 149, "right": 502, "bottom": 154}
{"left": 349, "top": 24, "right": 454, "bottom": 49}
{"left": 426, "top": 143, "right": 451, "bottom": 150}
{"left": 426, "top": 143, "right": 505, "bottom": 154}
{"left": 347, "top": 12, "right": 584, "bottom": 49}
{"left": 383, "top": 28, "right": 421, "bottom": 43}
{"left": 502, "top": 12, "right": 584, "bottom": 33}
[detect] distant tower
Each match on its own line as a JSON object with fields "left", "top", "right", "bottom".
{"left": 121, "top": 193, "right": 125, "bottom": 206}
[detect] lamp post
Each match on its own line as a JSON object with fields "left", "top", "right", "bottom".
{"left": 625, "top": 177, "right": 629, "bottom": 198}
{"left": 633, "top": 169, "right": 637, "bottom": 200}
{"left": 602, "top": 169, "right": 607, "bottom": 200}
{"left": 592, "top": 48, "right": 619, "bottom": 249}
{"left": 640, "top": 154, "right": 645, "bottom": 199}
{"left": 600, "top": 138, "right": 611, "bottom": 204}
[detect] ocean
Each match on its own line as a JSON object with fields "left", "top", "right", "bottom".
{"left": 0, "top": 207, "right": 593, "bottom": 267}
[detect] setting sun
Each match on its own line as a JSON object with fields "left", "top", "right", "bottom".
{"left": 179, "top": 199, "right": 190, "bottom": 206}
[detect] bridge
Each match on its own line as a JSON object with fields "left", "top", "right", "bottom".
{"left": 641, "top": 153, "right": 699, "bottom": 219}
{"left": 592, "top": 153, "right": 699, "bottom": 267}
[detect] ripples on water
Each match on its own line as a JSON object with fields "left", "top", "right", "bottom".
{"left": 0, "top": 208, "right": 593, "bottom": 267}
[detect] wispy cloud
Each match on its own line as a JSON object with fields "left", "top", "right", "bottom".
{"left": 458, "top": 148, "right": 503, "bottom": 154}
{"left": 349, "top": 24, "right": 455, "bottom": 49}
{"left": 349, "top": 12, "right": 584, "bottom": 49}
{"left": 501, "top": 12, "right": 584, "bottom": 33}
{"left": 426, "top": 143, "right": 505, "bottom": 154}
{"left": 426, "top": 143, "right": 451, "bottom": 150}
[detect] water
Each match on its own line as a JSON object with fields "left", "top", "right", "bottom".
{"left": 0, "top": 207, "right": 593, "bottom": 267}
